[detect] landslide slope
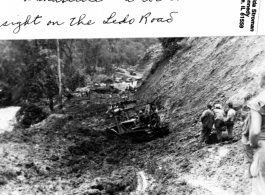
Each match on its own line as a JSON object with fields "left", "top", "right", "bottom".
{"left": 137, "top": 36, "right": 265, "bottom": 128}
{"left": 135, "top": 36, "right": 265, "bottom": 194}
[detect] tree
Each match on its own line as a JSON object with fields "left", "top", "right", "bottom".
{"left": 158, "top": 38, "right": 185, "bottom": 57}
{"left": 17, "top": 40, "right": 59, "bottom": 110}
{"left": 0, "top": 38, "right": 158, "bottom": 106}
{"left": 57, "top": 39, "right": 62, "bottom": 109}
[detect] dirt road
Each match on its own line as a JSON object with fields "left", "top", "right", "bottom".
{"left": 0, "top": 107, "right": 20, "bottom": 133}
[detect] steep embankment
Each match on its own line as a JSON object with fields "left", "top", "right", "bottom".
{"left": 135, "top": 36, "right": 265, "bottom": 194}
{"left": 136, "top": 43, "right": 163, "bottom": 79}
{"left": 138, "top": 36, "right": 265, "bottom": 128}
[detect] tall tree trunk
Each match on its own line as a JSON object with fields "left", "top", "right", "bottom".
{"left": 95, "top": 53, "right": 98, "bottom": 75}
{"left": 109, "top": 40, "right": 113, "bottom": 75}
{"left": 57, "top": 39, "right": 63, "bottom": 109}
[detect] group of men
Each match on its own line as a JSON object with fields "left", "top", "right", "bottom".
{"left": 200, "top": 102, "right": 236, "bottom": 145}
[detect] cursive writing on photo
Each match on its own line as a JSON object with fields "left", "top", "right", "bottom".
{"left": 0, "top": 15, "right": 42, "bottom": 34}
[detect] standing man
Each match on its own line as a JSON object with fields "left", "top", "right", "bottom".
{"left": 213, "top": 104, "right": 226, "bottom": 144}
{"left": 225, "top": 102, "right": 236, "bottom": 143}
{"left": 200, "top": 104, "right": 215, "bottom": 144}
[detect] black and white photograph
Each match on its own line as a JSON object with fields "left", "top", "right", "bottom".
{"left": 0, "top": 36, "right": 265, "bottom": 195}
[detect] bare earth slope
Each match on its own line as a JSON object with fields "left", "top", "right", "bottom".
{"left": 138, "top": 36, "right": 265, "bottom": 128}
{"left": 135, "top": 36, "right": 265, "bottom": 194}
{"left": 1, "top": 37, "right": 264, "bottom": 195}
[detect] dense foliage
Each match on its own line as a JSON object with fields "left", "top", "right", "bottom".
{"left": 158, "top": 38, "right": 185, "bottom": 58}
{"left": 0, "top": 38, "right": 157, "bottom": 107}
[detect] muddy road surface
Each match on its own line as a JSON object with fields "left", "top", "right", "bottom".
{"left": 0, "top": 107, "right": 20, "bottom": 133}
{"left": 0, "top": 97, "right": 251, "bottom": 195}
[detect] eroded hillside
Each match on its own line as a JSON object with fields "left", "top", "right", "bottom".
{"left": 133, "top": 36, "right": 265, "bottom": 194}
{"left": 137, "top": 36, "right": 265, "bottom": 128}
{"left": 1, "top": 37, "right": 263, "bottom": 195}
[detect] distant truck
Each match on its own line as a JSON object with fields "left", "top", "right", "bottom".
{"left": 129, "top": 70, "right": 137, "bottom": 76}
{"left": 115, "top": 77, "right": 123, "bottom": 83}
{"left": 91, "top": 86, "right": 120, "bottom": 94}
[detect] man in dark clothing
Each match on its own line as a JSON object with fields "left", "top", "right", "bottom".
{"left": 200, "top": 104, "right": 215, "bottom": 144}
{"left": 213, "top": 104, "right": 225, "bottom": 144}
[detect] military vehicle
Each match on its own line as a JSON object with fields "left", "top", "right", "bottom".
{"left": 90, "top": 86, "right": 120, "bottom": 94}
{"left": 106, "top": 97, "right": 169, "bottom": 141}
{"left": 129, "top": 70, "right": 137, "bottom": 76}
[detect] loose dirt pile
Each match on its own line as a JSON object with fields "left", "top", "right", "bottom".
{"left": 0, "top": 99, "right": 253, "bottom": 195}
{"left": 0, "top": 96, "right": 167, "bottom": 195}
{"left": 1, "top": 36, "right": 261, "bottom": 195}
{"left": 134, "top": 36, "right": 263, "bottom": 194}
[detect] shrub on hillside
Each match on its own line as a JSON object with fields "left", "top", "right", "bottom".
{"left": 16, "top": 103, "right": 49, "bottom": 128}
{"left": 158, "top": 38, "right": 185, "bottom": 58}
{"left": 147, "top": 38, "right": 186, "bottom": 77}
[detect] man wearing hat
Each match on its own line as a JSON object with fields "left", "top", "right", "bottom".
{"left": 200, "top": 104, "right": 215, "bottom": 144}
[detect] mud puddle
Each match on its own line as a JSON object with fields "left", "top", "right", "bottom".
{"left": 181, "top": 146, "right": 235, "bottom": 195}
{"left": 131, "top": 171, "right": 155, "bottom": 195}
{"left": 184, "top": 176, "right": 235, "bottom": 195}
{"left": 0, "top": 106, "right": 20, "bottom": 133}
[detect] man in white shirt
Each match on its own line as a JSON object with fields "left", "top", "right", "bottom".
{"left": 225, "top": 102, "right": 236, "bottom": 143}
